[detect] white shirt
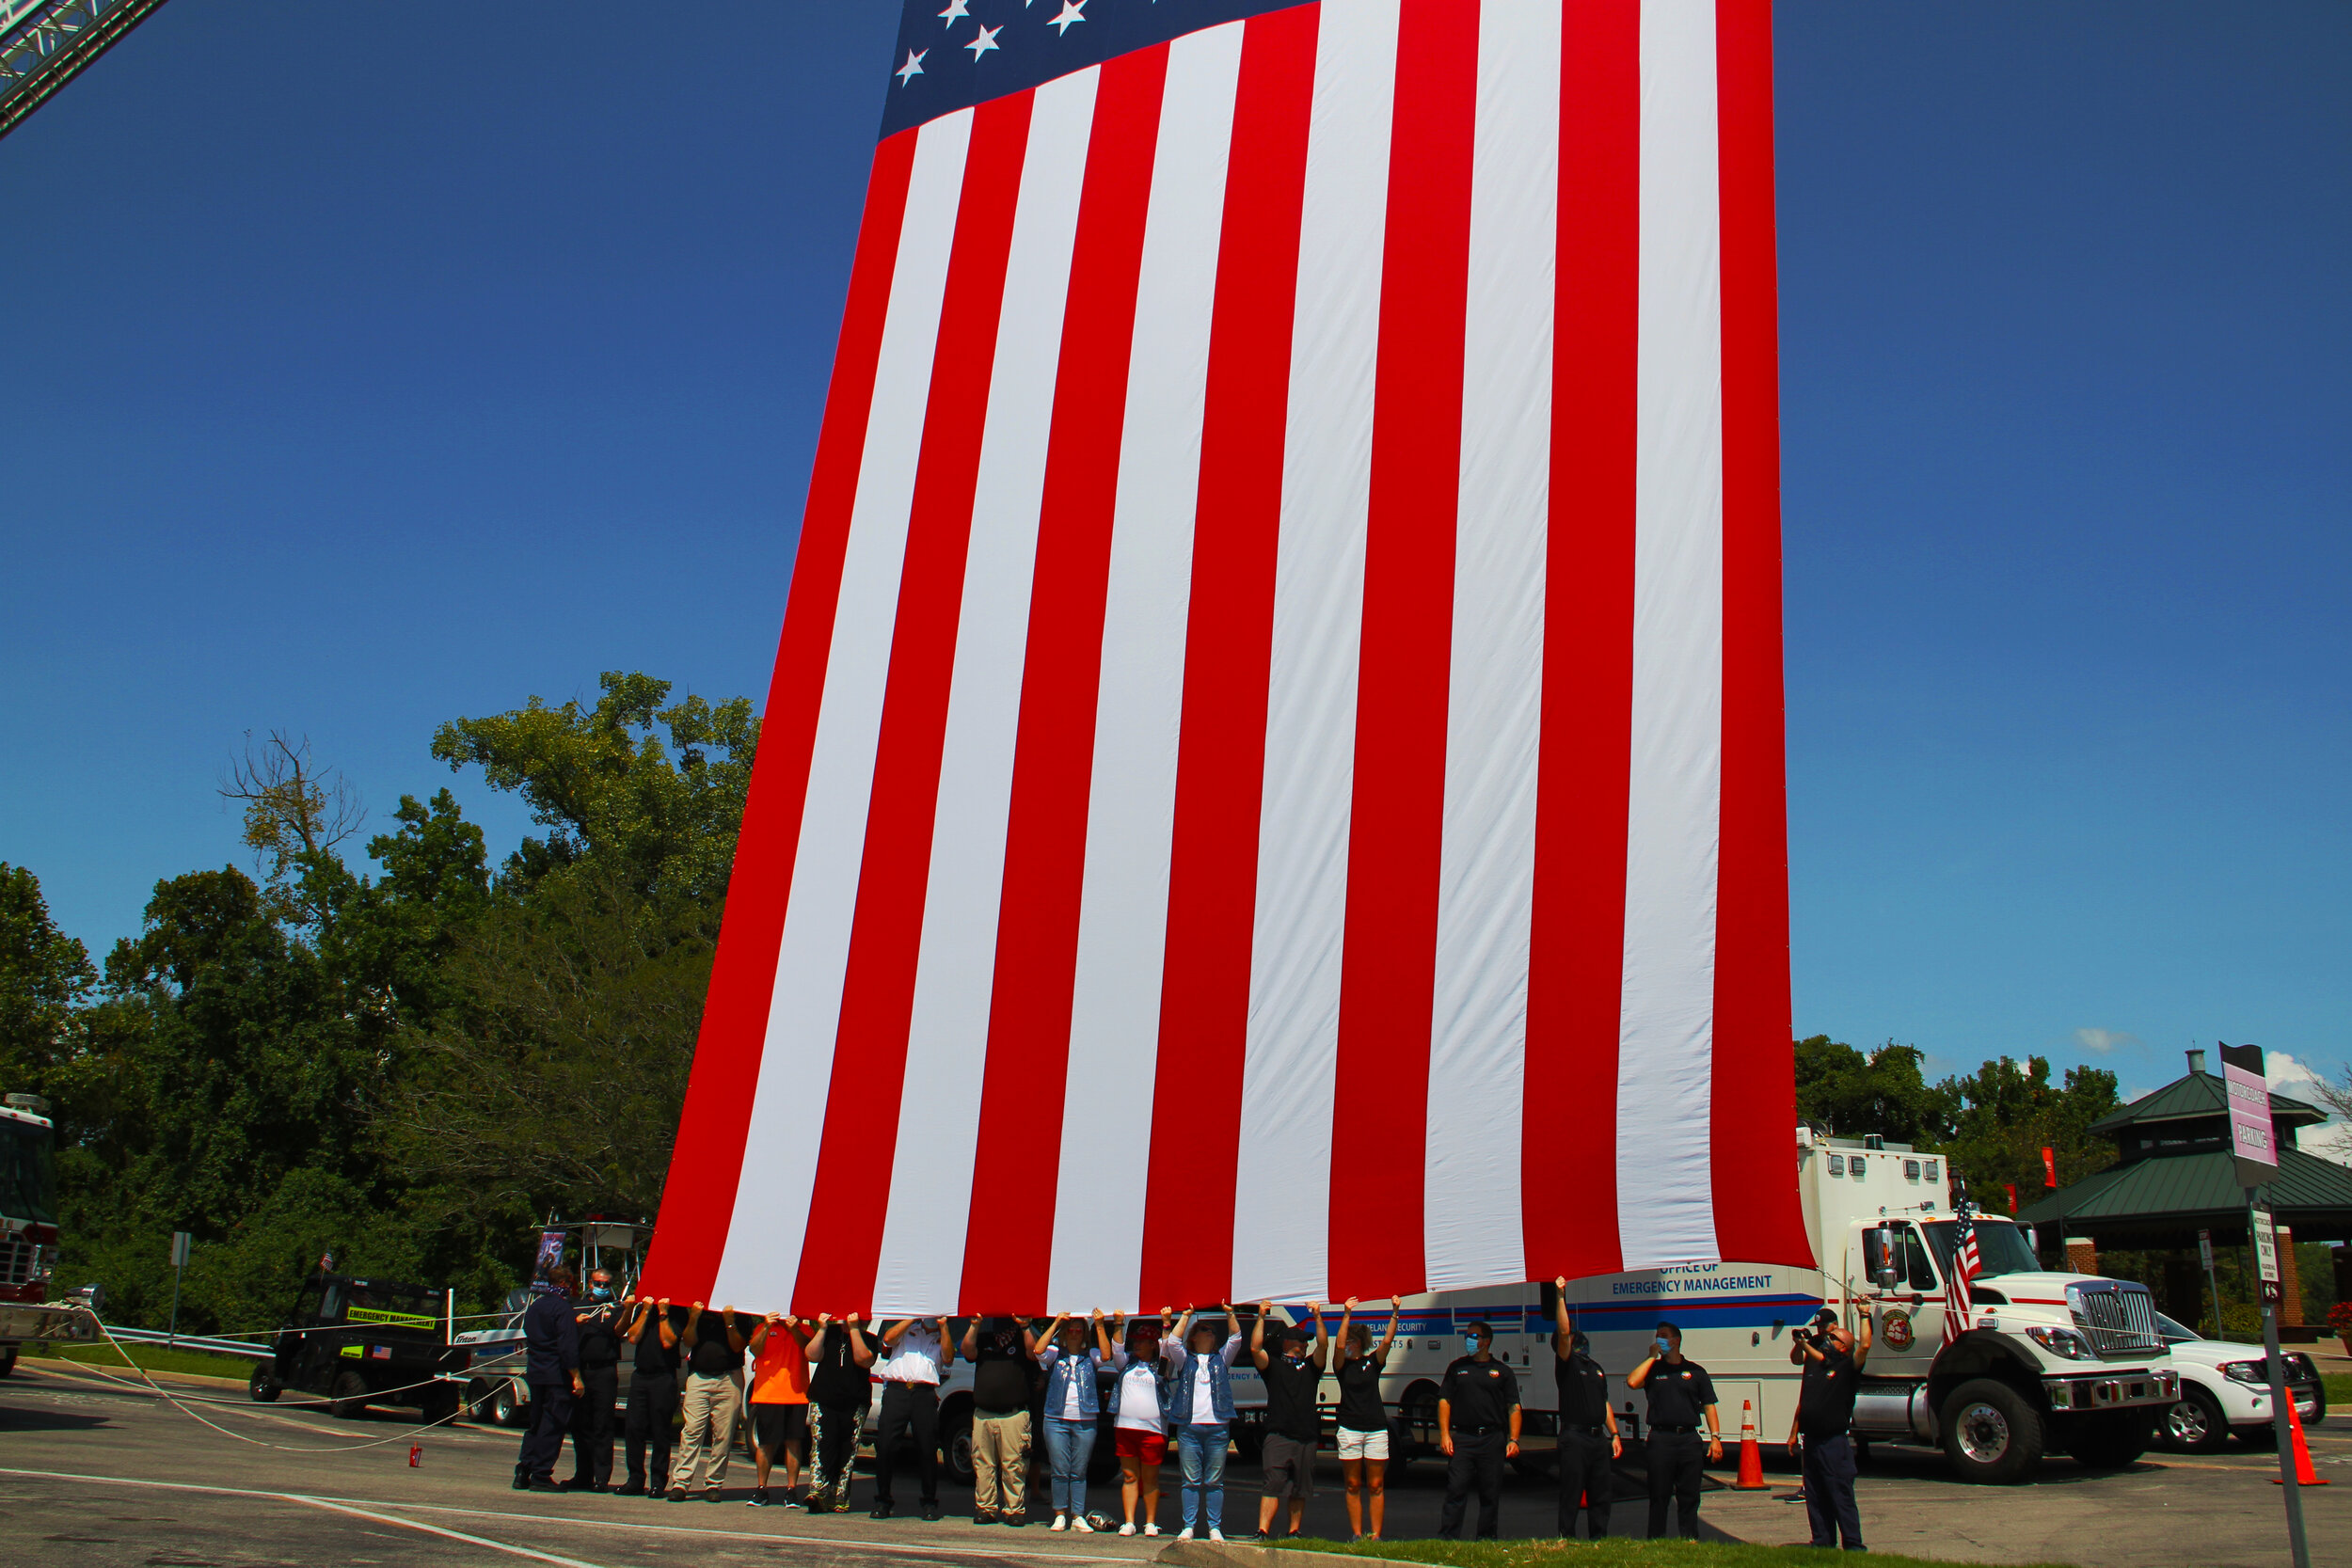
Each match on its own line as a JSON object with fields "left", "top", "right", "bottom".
{"left": 880, "top": 1320, "right": 943, "bottom": 1385}
{"left": 1111, "top": 1347, "right": 1167, "bottom": 1433}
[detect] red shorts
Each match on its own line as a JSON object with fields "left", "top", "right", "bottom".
{"left": 1114, "top": 1427, "right": 1168, "bottom": 1464}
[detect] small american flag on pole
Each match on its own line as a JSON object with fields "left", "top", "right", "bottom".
{"left": 1944, "top": 1209, "right": 1981, "bottom": 1348}
{"left": 644, "top": 0, "right": 1813, "bottom": 1313}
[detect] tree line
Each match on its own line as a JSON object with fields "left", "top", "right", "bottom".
{"left": 0, "top": 672, "right": 755, "bottom": 1336}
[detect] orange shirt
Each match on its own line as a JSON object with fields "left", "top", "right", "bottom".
{"left": 750, "top": 1327, "right": 810, "bottom": 1404}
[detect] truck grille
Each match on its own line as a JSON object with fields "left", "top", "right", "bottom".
{"left": 2067, "top": 1280, "right": 2162, "bottom": 1359}
{"left": 0, "top": 1236, "right": 41, "bottom": 1289}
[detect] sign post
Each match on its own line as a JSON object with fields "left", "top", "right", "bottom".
{"left": 167, "top": 1231, "right": 193, "bottom": 1348}
{"left": 2221, "top": 1042, "right": 2307, "bottom": 1568}
{"left": 2197, "top": 1228, "right": 2221, "bottom": 1338}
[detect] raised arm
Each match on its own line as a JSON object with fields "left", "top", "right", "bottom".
{"left": 625, "top": 1299, "right": 651, "bottom": 1343}
{"left": 1025, "top": 1314, "right": 1057, "bottom": 1358}
{"left": 723, "top": 1306, "right": 748, "bottom": 1354}
{"left": 1250, "top": 1300, "right": 1274, "bottom": 1371}
{"left": 1091, "top": 1309, "right": 1114, "bottom": 1360}
{"left": 1309, "top": 1302, "right": 1329, "bottom": 1369}
{"left": 788, "top": 1314, "right": 815, "bottom": 1349}
{"left": 1852, "top": 1312, "right": 1872, "bottom": 1370}
{"left": 1378, "top": 1296, "right": 1401, "bottom": 1360}
{"left": 657, "top": 1298, "right": 677, "bottom": 1349}
{"left": 961, "top": 1317, "right": 982, "bottom": 1361}
{"left": 1553, "top": 1275, "right": 1577, "bottom": 1356}
{"left": 881, "top": 1318, "right": 914, "bottom": 1349}
{"left": 847, "top": 1314, "right": 877, "bottom": 1368}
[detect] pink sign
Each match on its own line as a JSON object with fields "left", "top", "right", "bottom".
{"left": 2218, "top": 1042, "right": 2277, "bottom": 1188}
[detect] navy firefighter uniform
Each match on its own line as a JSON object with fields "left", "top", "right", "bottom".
{"left": 514, "top": 1288, "right": 582, "bottom": 1489}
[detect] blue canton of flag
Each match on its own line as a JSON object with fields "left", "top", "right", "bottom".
{"left": 880, "top": 0, "right": 1301, "bottom": 138}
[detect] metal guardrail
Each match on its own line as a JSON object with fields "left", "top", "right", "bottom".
{"left": 97, "top": 1323, "right": 274, "bottom": 1361}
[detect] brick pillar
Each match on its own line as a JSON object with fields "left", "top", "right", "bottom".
{"left": 2276, "top": 1226, "right": 2303, "bottom": 1324}
{"left": 2066, "top": 1237, "right": 2099, "bottom": 1275}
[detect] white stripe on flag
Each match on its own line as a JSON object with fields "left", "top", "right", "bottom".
{"left": 1422, "top": 0, "right": 1558, "bottom": 1292}
{"left": 1048, "top": 24, "right": 1245, "bottom": 1314}
{"left": 1615, "top": 0, "right": 1724, "bottom": 1270}
{"left": 714, "top": 110, "right": 975, "bottom": 1309}
{"left": 1232, "top": 0, "right": 1401, "bottom": 1303}
{"left": 871, "top": 72, "right": 1100, "bottom": 1316}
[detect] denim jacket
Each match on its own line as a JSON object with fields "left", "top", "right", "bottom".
{"left": 1041, "top": 1345, "right": 1101, "bottom": 1419}
{"left": 1172, "top": 1337, "right": 1240, "bottom": 1426}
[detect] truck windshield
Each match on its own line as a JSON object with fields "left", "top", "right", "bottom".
{"left": 1922, "top": 1218, "right": 2041, "bottom": 1279}
{"left": 0, "top": 1118, "right": 56, "bottom": 1227}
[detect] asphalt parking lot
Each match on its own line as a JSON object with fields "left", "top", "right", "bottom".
{"left": 1, "top": 1360, "right": 2344, "bottom": 1568}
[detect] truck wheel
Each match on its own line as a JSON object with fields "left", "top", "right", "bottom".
{"left": 1939, "top": 1379, "right": 2043, "bottom": 1484}
{"left": 942, "top": 1404, "right": 977, "bottom": 1486}
{"left": 2161, "top": 1386, "right": 2228, "bottom": 1453}
{"left": 248, "top": 1365, "right": 281, "bottom": 1403}
{"left": 492, "top": 1381, "right": 527, "bottom": 1429}
{"left": 329, "top": 1370, "right": 373, "bottom": 1420}
{"left": 2065, "top": 1410, "right": 2153, "bottom": 1469}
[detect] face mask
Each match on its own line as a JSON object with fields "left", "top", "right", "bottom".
{"left": 1654, "top": 1338, "right": 1672, "bottom": 1355}
{"left": 590, "top": 1287, "right": 612, "bottom": 1302}
{"left": 1464, "top": 1336, "right": 1483, "bottom": 1354}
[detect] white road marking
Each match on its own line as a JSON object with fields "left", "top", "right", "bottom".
{"left": 290, "top": 1494, "right": 612, "bottom": 1568}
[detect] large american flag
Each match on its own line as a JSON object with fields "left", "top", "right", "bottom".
{"left": 643, "top": 0, "right": 1811, "bottom": 1315}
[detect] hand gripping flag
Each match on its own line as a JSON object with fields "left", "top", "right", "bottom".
{"left": 643, "top": 0, "right": 1813, "bottom": 1315}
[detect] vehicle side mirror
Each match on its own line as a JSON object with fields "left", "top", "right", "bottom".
{"left": 1873, "top": 1267, "right": 1899, "bottom": 1291}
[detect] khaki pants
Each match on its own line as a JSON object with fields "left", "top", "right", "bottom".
{"left": 973, "top": 1409, "right": 1030, "bottom": 1517}
{"left": 671, "top": 1370, "right": 740, "bottom": 1492}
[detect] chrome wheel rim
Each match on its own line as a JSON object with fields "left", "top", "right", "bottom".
{"left": 1956, "top": 1402, "right": 2010, "bottom": 1464}
{"left": 2167, "top": 1400, "right": 2210, "bottom": 1445}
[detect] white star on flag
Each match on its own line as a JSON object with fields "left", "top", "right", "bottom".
{"left": 937, "top": 0, "right": 968, "bottom": 23}
{"left": 895, "top": 49, "right": 926, "bottom": 86}
{"left": 964, "top": 23, "right": 1002, "bottom": 59}
{"left": 1048, "top": 0, "right": 1085, "bottom": 36}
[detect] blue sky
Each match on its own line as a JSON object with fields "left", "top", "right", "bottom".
{"left": 4, "top": 2, "right": 2344, "bottom": 1109}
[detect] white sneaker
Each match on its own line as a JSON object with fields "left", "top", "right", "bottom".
{"left": 1050, "top": 1516, "right": 1068, "bottom": 1532}
{"left": 1209, "top": 1529, "right": 1225, "bottom": 1543}
{"left": 1072, "top": 1517, "right": 1094, "bottom": 1534}
{"left": 1144, "top": 1523, "right": 1161, "bottom": 1537}
{"left": 1119, "top": 1523, "right": 1136, "bottom": 1537}
{"left": 1177, "top": 1528, "right": 1196, "bottom": 1542}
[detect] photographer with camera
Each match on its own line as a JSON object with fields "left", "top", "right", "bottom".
{"left": 1786, "top": 1307, "right": 1869, "bottom": 1551}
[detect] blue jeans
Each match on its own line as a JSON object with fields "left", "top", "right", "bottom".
{"left": 1044, "top": 1415, "right": 1096, "bottom": 1515}
{"left": 1177, "top": 1422, "right": 1228, "bottom": 1530}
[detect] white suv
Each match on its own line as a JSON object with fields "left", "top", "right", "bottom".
{"left": 2153, "top": 1312, "right": 2326, "bottom": 1452}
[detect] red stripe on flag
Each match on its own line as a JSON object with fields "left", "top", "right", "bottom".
{"left": 790, "top": 96, "right": 1038, "bottom": 1310}
{"left": 958, "top": 47, "right": 1171, "bottom": 1312}
{"left": 1327, "top": 0, "right": 1479, "bottom": 1303}
{"left": 1709, "top": 0, "right": 1809, "bottom": 1271}
{"left": 641, "top": 132, "right": 919, "bottom": 1302}
{"left": 1522, "top": 0, "right": 1638, "bottom": 1283}
{"left": 1140, "top": 1, "right": 1319, "bottom": 1312}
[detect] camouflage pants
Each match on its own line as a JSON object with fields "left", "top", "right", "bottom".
{"left": 808, "top": 1400, "right": 866, "bottom": 1511}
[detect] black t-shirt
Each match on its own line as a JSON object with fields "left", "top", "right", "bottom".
{"left": 1641, "top": 1355, "right": 1716, "bottom": 1428}
{"left": 1555, "top": 1351, "right": 1611, "bottom": 1427}
{"left": 1439, "top": 1354, "right": 1519, "bottom": 1432}
{"left": 630, "top": 1307, "right": 682, "bottom": 1376}
{"left": 808, "top": 1324, "right": 870, "bottom": 1406}
{"left": 1335, "top": 1352, "right": 1388, "bottom": 1433}
{"left": 687, "top": 1311, "right": 750, "bottom": 1377}
{"left": 575, "top": 1300, "right": 625, "bottom": 1367}
{"left": 1797, "top": 1345, "right": 1860, "bottom": 1438}
{"left": 1261, "top": 1353, "right": 1322, "bottom": 1444}
{"left": 971, "top": 1327, "right": 1034, "bottom": 1414}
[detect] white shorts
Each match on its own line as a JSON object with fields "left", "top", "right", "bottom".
{"left": 1336, "top": 1427, "right": 1390, "bottom": 1462}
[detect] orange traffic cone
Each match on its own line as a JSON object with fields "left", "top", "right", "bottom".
{"left": 2272, "top": 1394, "right": 2329, "bottom": 1486}
{"left": 1734, "top": 1399, "right": 1770, "bottom": 1489}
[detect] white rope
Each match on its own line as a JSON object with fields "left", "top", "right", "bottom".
{"left": 66, "top": 1314, "right": 483, "bottom": 1453}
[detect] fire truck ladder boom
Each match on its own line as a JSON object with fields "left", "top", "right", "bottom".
{"left": 0, "top": 0, "right": 173, "bottom": 142}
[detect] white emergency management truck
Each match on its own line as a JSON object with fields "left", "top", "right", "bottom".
{"left": 1228, "top": 1127, "right": 2178, "bottom": 1484}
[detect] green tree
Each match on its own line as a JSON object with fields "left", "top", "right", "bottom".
{"left": 1794, "top": 1036, "right": 1958, "bottom": 1147}
{"left": 430, "top": 672, "right": 756, "bottom": 913}
{"left": 1935, "top": 1055, "right": 2121, "bottom": 1211}
{"left": 0, "top": 863, "right": 94, "bottom": 1096}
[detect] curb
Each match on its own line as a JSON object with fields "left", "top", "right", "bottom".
{"left": 24, "top": 1357, "right": 253, "bottom": 1395}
